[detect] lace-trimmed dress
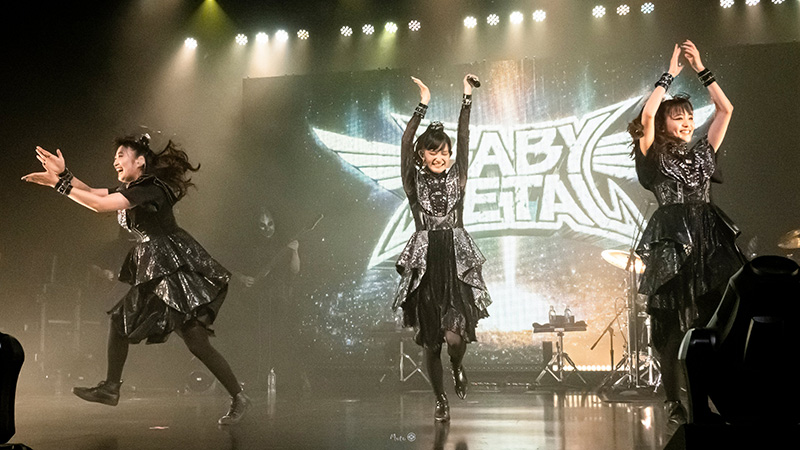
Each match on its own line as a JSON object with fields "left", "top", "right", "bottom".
{"left": 109, "top": 175, "right": 231, "bottom": 344}
{"left": 392, "top": 102, "right": 491, "bottom": 347}
{"left": 634, "top": 137, "right": 745, "bottom": 348}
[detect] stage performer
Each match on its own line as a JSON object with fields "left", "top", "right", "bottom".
{"left": 393, "top": 74, "right": 491, "bottom": 422}
{"left": 628, "top": 41, "right": 745, "bottom": 424}
{"left": 22, "top": 134, "right": 250, "bottom": 425}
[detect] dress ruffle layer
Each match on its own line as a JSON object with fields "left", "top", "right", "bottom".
{"left": 111, "top": 228, "right": 230, "bottom": 344}
{"left": 636, "top": 202, "right": 744, "bottom": 331}
{"left": 395, "top": 229, "right": 490, "bottom": 346}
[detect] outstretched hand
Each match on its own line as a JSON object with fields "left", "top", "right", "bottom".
{"left": 668, "top": 43, "right": 684, "bottom": 77}
{"left": 680, "top": 40, "right": 705, "bottom": 73}
{"left": 411, "top": 76, "right": 431, "bottom": 104}
{"left": 35, "top": 146, "right": 66, "bottom": 174}
{"left": 21, "top": 170, "right": 58, "bottom": 187}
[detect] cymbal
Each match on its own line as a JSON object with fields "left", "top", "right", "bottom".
{"left": 778, "top": 229, "right": 800, "bottom": 250}
{"left": 601, "top": 249, "right": 645, "bottom": 274}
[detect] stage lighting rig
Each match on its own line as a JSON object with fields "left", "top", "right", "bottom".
{"left": 592, "top": 6, "right": 607, "bottom": 18}
{"left": 510, "top": 11, "right": 524, "bottom": 24}
{"left": 487, "top": 14, "right": 500, "bottom": 26}
{"left": 641, "top": 2, "right": 655, "bottom": 13}
{"left": 408, "top": 20, "right": 421, "bottom": 31}
{"left": 617, "top": 4, "right": 630, "bottom": 15}
{"left": 464, "top": 16, "right": 477, "bottom": 28}
{"left": 341, "top": 26, "right": 353, "bottom": 37}
{"left": 235, "top": 33, "right": 248, "bottom": 45}
{"left": 532, "top": 10, "right": 546, "bottom": 22}
{"left": 184, "top": 37, "right": 197, "bottom": 49}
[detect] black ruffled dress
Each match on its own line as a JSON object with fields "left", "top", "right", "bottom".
{"left": 393, "top": 101, "right": 491, "bottom": 348}
{"left": 634, "top": 137, "right": 745, "bottom": 348}
{"left": 109, "top": 175, "right": 231, "bottom": 344}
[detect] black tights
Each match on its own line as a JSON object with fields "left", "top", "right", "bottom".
{"left": 424, "top": 330, "right": 467, "bottom": 396}
{"left": 105, "top": 321, "right": 242, "bottom": 397}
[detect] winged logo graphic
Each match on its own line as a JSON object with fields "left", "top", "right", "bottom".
{"left": 313, "top": 96, "right": 715, "bottom": 267}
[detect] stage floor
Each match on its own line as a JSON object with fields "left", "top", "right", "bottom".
{"left": 8, "top": 386, "right": 677, "bottom": 450}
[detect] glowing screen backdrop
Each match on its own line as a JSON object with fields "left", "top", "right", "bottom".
{"left": 233, "top": 43, "right": 797, "bottom": 370}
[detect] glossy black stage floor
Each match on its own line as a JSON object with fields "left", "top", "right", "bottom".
{"left": 10, "top": 385, "right": 678, "bottom": 450}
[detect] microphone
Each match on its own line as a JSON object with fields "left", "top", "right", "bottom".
{"left": 467, "top": 76, "right": 481, "bottom": 88}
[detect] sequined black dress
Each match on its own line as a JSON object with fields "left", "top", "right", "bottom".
{"left": 634, "top": 137, "right": 744, "bottom": 348}
{"left": 392, "top": 102, "right": 491, "bottom": 347}
{"left": 109, "top": 175, "right": 231, "bottom": 344}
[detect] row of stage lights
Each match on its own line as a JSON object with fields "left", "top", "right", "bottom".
{"left": 183, "top": 0, "right": 792, "bottom": 49}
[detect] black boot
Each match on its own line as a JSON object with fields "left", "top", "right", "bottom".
{"left": 73, "top": 380, "right": 121, "bottom": 406}
{"left": 218, "top": 391, "right": 252, "bottom": 425}
{"left": 453, "top": 365, "right": 468, "bottom": 400}
{"left": 434, "top": 393, "right": 450, "bottom": 422}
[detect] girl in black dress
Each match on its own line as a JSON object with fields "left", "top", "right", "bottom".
{"left": 394, "top": 75, "right": 491, "bottom": 422}
{"left": 628, "top": 41, "right": 745, "bottom": 424}
{"left": 23, "top": 135, "right": 250, "bottom": 425}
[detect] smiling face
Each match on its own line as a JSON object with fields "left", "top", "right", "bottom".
{"left": 113, "top": 145, "right": 145, "bottom": 183}
{"left": 420, "top": 142, "right": 451, "bottom": 174}
{"left": 664, "top": 110, "right": 695, "bottom": 142}
{"left": 656, "top": 98, "right": 695, "bottom": 144}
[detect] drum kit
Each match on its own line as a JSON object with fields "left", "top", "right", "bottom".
{"left": 595, "top": 248, "right": 660, "bottom": 397}
{"left": 594, "top": 227, "right": 800, "bottom": 399}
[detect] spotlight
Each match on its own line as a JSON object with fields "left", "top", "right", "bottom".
{"left": 532, "top": 10, "right": 547, "bottom": 22}
{"left": 408, "top": 20, "right": 421, "bottom": 31}
{"left": 464, "top": 16, "right": 478, "bottom": 28}
{"left": 771, "top": 0, "right": 785, "bottom": 3}
{"left": 745, "top": 0, "right": 759, "bottom": 4}
{"left": 592, "top": 5, "right": 607, "bottom": 17}
{"left": 341, "top": 26, "right": 353, "bottom": 37}
{"left": 510, "top": 11, "right": 524, "bottom": 24}
{"left": 362, "top": 24, "right": 375, "bottom": 35}
{"left": 184, "top": 37, "right": 197, "bottom": 49}
{"left": 275, "top": 30, "right": 289, "bottom": 42}
{"left": 641, "top": 2, "right": 655, "bottom": 13}
{"left": 255, "top": 32, "right": 268, "bottom": 44}
{"left": 235, "top": 33, "right": 248, "bottom": 45}
{"left": 385, "top": 22, "right": 398, "bottom": 33}
{"left": 617, "top": 4, "right": 630, "bottom": 15}
{"left": 720, "top": 0, "right": 735, "bottom": 7}
{"left": 487, "top": 14, "right": 500, "bottom": 26}
{"left": 297, "top": 29, "right": 309, "bottom": 40}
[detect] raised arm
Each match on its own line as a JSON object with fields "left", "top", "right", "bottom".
{"left": 401, "top": 77, "right": 430, "bottom": 200}
{"left": 22, "top": 169, "right": 132, "bottom": 212}
{"left": 456, "top": 74, "right": 476, "bottom": 188}
{"left": 639, "top": 44, "right": 684, "bottom": 156}
{"left": 681, "top": 40, "right": 733, "bottom": 152}
{"left": 34, "top": 147, "right": 111, "bottom": 196}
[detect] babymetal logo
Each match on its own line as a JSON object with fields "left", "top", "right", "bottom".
{"left": 313, "top": 97, "right": 714, "bottom": 267}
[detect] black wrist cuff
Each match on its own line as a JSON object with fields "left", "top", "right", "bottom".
{"left": 414, "top": 102, "right": 428, "bottom": 117}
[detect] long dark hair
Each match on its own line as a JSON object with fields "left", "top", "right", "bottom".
{"left": 114, "top": 134, "right": 200, "bottom": 200}
{"left": 414, "top": 122, "right": 452, "bottom": 166}
{"left": 628, "top": 94, "right": 693, "bottom": 156}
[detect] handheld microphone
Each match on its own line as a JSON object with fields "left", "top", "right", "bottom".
{"left": 467, "top": 76, "right": 481, "bottom": 88}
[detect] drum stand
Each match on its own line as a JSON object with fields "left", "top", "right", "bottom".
{"left": 598, "top": 255, "right": 661, "bottom": 397}
{"left": 535, "top": 330, "right": 587, "bottom": 385}
{"left": 399, "top": 339, "right": 430, "bottom": 384}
